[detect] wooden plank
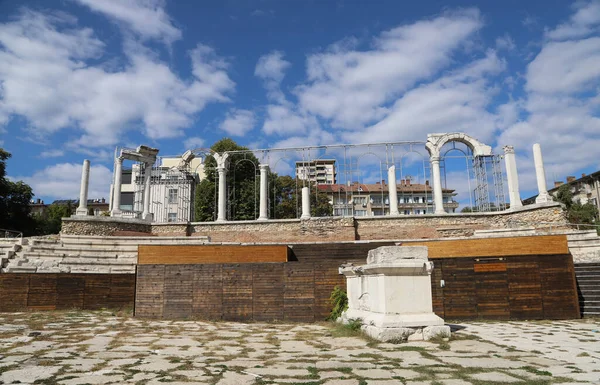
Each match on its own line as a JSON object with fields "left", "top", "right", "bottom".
{"left": 138, "top": 245, "right": 289, "bottom": 265}
{"left": 252, "top": 264, "right": 284, "bottom": 322}
{"left": 474, "top": 263, "right": 507, "bottom": 273}
{"left": 135, "top": 265, "right": 165, "bottom": 318}
{"left": 222, "top": 264, "right": 253, "bottom": 322}
{"left": 405, "top": 235, "right": 569, "bottom": 258}
{"left": 27, "top": 274, "right": 57, "bottom": 310}
{"left": 284, "top": 263, "right": 315, "bottom": 322}
{"left": 163, "top": 265, "right": 193, "bottom": 319}
{"left": 192, "top": 264, "right": 223, "bottom": 320}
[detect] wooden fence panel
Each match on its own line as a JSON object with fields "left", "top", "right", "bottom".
{"left": 163, "top": 265, "right": 193, "bottom": 319}
{"left": 539, "top": 255, "right": 580, "bottom": 319}
{"left": 442, "top": 259, "right": 477, "bottom": 319}
{"left": 474, "top": 260, "right": 509, "bottom": 319}
{"left": 507, "top": 257, "right": 543, "bottom": 319}
{"left": 252, "top": 264, "right": 284, "bottom": 322}
{"left": 222, "top": 264, "right": 253, "bottom": 322}
{"left": 284, "top": 263, "right": 315, "bottom": 322}
{"left": 193, "top": 264, "right": 223, "bottom": 320}
{"left": 27, "top": 274, "right": 57, "bottom": 311}
{"left": 0, "top": 274, "right": 29, "bottom": 311}
{"left": 135, "top": 265, "right": 165, "bottom": 318}
{"left": 430, "top": 261, "right": 444, "bottom": 318}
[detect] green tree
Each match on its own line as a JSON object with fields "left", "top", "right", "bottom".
{"left": 35, "top": 202, "right": 74, "bottom": 235}
{"left": 195, "top": 138, "right": 260, "bottom": 221}
{"left": 554, "top": 184, "right": 599, "bottom": 225}
{"left": 0, "top": 149, "right": 37, "bottom": 235}
{"left": 271, "top": 176, "right": 332, "bottom": 219}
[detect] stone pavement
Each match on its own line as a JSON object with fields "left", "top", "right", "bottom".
{"left": 0, "top": 311, "right": 598, "bottom": 385}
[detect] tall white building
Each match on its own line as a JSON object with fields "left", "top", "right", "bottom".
{"left": 295, "top": 159, "right": 336, "bottom": 184}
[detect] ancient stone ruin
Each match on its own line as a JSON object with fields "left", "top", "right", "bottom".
{"left": 339, "top": 245, "right": 451, "bottom": 342}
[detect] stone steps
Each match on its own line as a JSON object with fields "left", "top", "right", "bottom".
{"left": 575, "top": 263, "right": 600, "bottom": 317}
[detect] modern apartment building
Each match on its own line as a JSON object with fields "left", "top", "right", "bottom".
{"left": 295, "top": 159, "right": 336, "bottom": 185}
{"left": 319, "top": 179, "right": 458, "bottom": 216}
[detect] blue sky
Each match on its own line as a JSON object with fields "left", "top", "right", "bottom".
{"left": 1, "top": 0, "right": 599, "bottom": 204}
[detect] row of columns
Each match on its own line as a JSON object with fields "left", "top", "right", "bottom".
{"left": 75, "top": 143, "right": 550, "bottom": 221}
{"left": 212, "top": 143, "right": 551, "bottom": 221}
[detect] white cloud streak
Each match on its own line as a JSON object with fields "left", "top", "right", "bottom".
{"left": 73, "top": 0, "right": 182, "bottom": 44}
{"left": 219, "top": 109, "right": 256, "bottom": 137}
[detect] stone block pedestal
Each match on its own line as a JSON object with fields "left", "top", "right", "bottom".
{"left": 339, "top": 246, "right": 451, "bottom": 342}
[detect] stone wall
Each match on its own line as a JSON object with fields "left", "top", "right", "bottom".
{"left": 151, "top": 223, "right": 189, "bottom": 237}
{"left": 355, "top": 203, "right": 569, "bottom": 240}
{"left": 190, "top": 217, "right": 356, "bottom": 243}
{"left": 61, "top": 203, "right": 568, "bottom": 242}
{"left": 61, "top": 217, "right": 151, "bottom": 236}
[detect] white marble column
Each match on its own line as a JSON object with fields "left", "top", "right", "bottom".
{"left": 533, "top": 143, "right": 551, "bottom": 204}
{"left": 111, "top": 157, "right": 123, "bottom": 216}
{"left": 142, "top": 162, "right": 153, "bottom": 221}
{"left": 388, "top": 165, "right": 399, "bottom": 216}
{"left": 258, "top": 163, "right": 269, "bottom": 220}
{"left": 214, "top": 153, "right": 230, "bottom": 222}
{"left": 301, "top": 186, "right": 311, "bottom": 219}
{"left": 503, "top": 146, "right": 523, "bottom": 209}
{"left": 75, "top": 159, "right": 90, "bottom": 216}
{"left": 431, "top": 156, "right": 445, "bottom": 214}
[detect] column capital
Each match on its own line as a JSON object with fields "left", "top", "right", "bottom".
{"left": 503, "top": 145, "right": 515, "bottom": 154}
{"left": 259, "top": 163, "right": 269, "bottom": 171}
{"left": 116, "top": 156, "right": 124, "bottom": 163}
{"left": 430, "top": 156, "right": 441, "bottom": 163}
{"left": 214, "top": 152, "right": 230, "bottom": 170}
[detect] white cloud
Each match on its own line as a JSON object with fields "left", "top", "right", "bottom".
{"left": 344, "top": 50, "right": 505, "bottom": 144}
{"left": 496, "top": 34, "right": 516, "bottom": 51}
{"left": 0, "top": 10, "right": 235, "bottom": 147}
{"left": 498, "top": 3, "right": 600, "bottom": 194}
{"left": 545, "top": 1, "right": 600, "bottom": 41}
{"left": 219, "top": 109, "right": 256, "bottom": 137}
{"left": 39, "top": 149, "right": 65, "bottom": 158}
{"left": 295, "top": 8, "right": 483, "bottom": 130}
{"left": 526, "top": 38, "right": 600, "bottom": 94}
{"left": 73, "top": 0, "right": 182, "bottom": 44}
{"left": 255, "top": 51, "right": 291, "bottom": 103}
{"left": 16, "top": 163, "right": 112, "bottom": 200}
{"left": 184, "top": 137, "right": 205, "bottom": 149}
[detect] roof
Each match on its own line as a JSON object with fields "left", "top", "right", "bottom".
{"left": 317, "top": 182, "right": 455, "bottom": 194}
{"left": 523, "top": 169, "right": 600, "bottom": 203}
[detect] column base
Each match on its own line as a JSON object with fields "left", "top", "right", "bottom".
{"left": 75, "top": 208, "right": 89, "bottom": 216}
{"left": 300, "top": 215, "right": 310, "bottom": 220}
{"left": 110, "top": 210, "right": 121, "bottom": 217}
{"left": 434, "top": 210, "right": 446, "bottom": 215}
{"left": 257, "top": 216, "right": 268, "bottom": 221}
{"left": 535, "top": 193, "right": 552, "bottom": 204}
{"left": 142, "top": 213, "right": 154, "bottom": 222}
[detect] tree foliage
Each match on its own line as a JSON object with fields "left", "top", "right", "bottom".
{"left": 554, "top": 184, "right": 599, "bottom": 225}
{"left": 195, "top": 138, "right": 260, "bottom": 221}
{"left": 194, "top": 138, "right": 332, "bottom": 221}
{"left": 0, "top": 149, "right": 37, "bottom": 235}
{"left": 34, "top": 202, "right": 74, "bottom": 235}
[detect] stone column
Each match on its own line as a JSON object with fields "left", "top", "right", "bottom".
{"left": 214, "top": 153, "right": 230, "bottom": 222}
{"left": 431, "top": 156, "right": 445, "bottom": 214}
{"left": 301, "top": 186, "right": 311, "bottom": 219}
{"left": 503, "top": 146, "right": 523, "bottom": 209}
{"left": 258, "top": 164, "right": 269, "bottom": 220}
{"left": 111, "top": 157, "right": 123, "bottom": 216}
{"left": 142, "top": 162, "right": 153, "bottom": 221}
{"left": 533, "top": 143, "right": 551, "bottom": 204}
{"left": 75, "top": 159, "right": 90, "bottom": 216}
{"left": 388, "top": 165, "right": 399, "bottom": 216}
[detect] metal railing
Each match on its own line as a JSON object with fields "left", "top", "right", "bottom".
{"left": 0, "top": 228, "right": 23, "bottom": 240}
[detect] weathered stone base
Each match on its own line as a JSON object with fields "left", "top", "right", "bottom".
{"left": 340, "top": 309, "right": 449, "bottom": 342}
{"left": 362, "top": 324, "right": 451, "bottom": 342}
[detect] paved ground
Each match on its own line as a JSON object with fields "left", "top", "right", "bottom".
{"left": 0, "top": 311, "right": 598, "bottom": 385}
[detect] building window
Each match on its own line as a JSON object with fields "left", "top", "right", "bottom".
{"left": 355, "top": 210, "right": 367, "bottom": 217}
{"left": 168, "top": 189, "right": 178, "bottom": 204}
{"left": 168, "top": 213, "right": 177, "bottom": 222}
{"left": 353, "top": 197, "right": 367, "bottom": 205}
